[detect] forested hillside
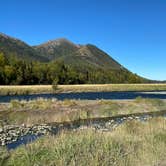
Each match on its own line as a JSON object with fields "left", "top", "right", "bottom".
{"left": 0, "top": 52, "right": 148, "bottom": 85}
{"left": 0, "top": 33, "right": 149, "bottom": 85}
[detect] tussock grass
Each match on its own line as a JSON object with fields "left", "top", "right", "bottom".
{"left": 0, "top": 83, "right": 166, "bottom": 95}
{"left": 10, "top": 98, "right": 58, "bottom": 111}
{"left": 0, "top": 98, "right": 166, "bottom": 125}
{"left": 63, "top": 99, "right": 78, "bottom": 106}
{"left": 135, "top": 96, "right": 165, "bottom": 106}
{"left": 1, "top": 118, "right": 166, "bottom": 166}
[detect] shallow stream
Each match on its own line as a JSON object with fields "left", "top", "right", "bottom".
{"left": 2, "top": 109, "right": 166, "bottom": 150}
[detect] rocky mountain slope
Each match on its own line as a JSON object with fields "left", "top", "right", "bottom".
{"left": 0, "top": 33, "right": 48, "bottom": 62}
{"left": 34, "top": 38, "right": 123, "bottom": 70}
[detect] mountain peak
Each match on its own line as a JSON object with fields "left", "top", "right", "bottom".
{"left": 53, "top": 38, "right": 72, "bottom": 43}
{"left": 38, "top": 38, "right": 78, "bottom": 48}
{"left": 0, "top": 32, "right": 19, "bottom": 41}
{"left": 34, "top": 37, "right": 81, "bottom": 60}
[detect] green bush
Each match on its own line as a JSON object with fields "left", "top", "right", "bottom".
{"left": 52, "top": 78, "right": 58, "bottom": 92}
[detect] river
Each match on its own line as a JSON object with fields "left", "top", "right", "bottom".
{"left": 0, "top": 91, "right": 166, "bottom": 103}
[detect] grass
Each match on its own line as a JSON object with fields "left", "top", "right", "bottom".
{"left": 0, "top": 98, "right": 166, "bottom": 126}
{"left": 0, "top": 85, "right": 53, "bottom": 95}
{"left": 0, "top": 96, "right": 166, "bottom": 165}
{"left": 0, "top": 83, "right": 166, "bottom": 95}
{"left": 1, "top": 117, "right": 166, "bottom": 166}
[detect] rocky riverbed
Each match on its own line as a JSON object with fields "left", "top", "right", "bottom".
{"left": 0, "top": 124, "right": 52, "bottom": 146}
{"left": 0, "top": 113, "right": 155, "bottom": 148}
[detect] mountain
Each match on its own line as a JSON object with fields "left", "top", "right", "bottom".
{"left": 34, "top": 38, "right": 79, "bottom": 60}
{"left": 0, "top": 32, "right": 149, "bottom": 84}
{"left": 0, "top": 33, "right": 123, "bottom": 70}
{"left": 34, "top": 38, "right": 123, "bottom": 70}
{"left": 0, "top": 33, "right": 48, "bottom": 62}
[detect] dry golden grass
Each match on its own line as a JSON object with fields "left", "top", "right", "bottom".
{"left": 0, "top": 85, "right": 52, "bottom": 95}
{"left": 0, "top": 83, "right": 166, "bottom": 95}
{"left": 59, "top": 83, "right": 166, "bottom": 92}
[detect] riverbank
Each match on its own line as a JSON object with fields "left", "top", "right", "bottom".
{"left": 0, "top": 84, "right": 166, "bottom": 95}
{"left": 1, "top": 117, "right": 166, "bottom": 166}
{"left": 0, "top": 109, "right": 166, "bottom": 148}
{"left": 0, "top": 98, "right": 166, "bottom": 126}
{"left": 0, "top": 110, "right": 166, "bottom": 150}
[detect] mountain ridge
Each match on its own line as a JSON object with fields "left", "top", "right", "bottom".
{"left": 34, "top": 38, "right": 123, "bottom": 70}
{"left": 0, "top": 32, "right": 124, "bottom": 70}
{"left": 0, "top": 33, "right": 48, "bottom": 62}
{"left": 0, "top": 32, "right": 150, "bottom": 84}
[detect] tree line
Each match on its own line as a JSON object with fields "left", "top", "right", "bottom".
{"left": 0, "top": 52, "right": 147, "bottom": 85}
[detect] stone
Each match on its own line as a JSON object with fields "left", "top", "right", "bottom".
{"left": 0, "top": 128, "right": 3, "bottom": 133}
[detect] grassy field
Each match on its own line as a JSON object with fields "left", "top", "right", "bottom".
{"left": 0, "top": 98, "right": 166, "bottom": 126}
{"left": 1, "top": 117, "right": 166, "bottom": 166}
{"left": 0, "top": 83, "right": 166, "bottom": 95}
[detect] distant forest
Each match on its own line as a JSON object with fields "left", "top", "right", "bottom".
{"left": 0, "top": 52, "right": 148, "bottom": 85}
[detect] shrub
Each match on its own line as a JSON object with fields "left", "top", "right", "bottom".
{"left": 52, "top": 78, "right": 58, "bottom": 92}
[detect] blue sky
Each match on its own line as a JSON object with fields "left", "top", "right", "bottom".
{"left": 0, "top": 0, "right": 166, "bottom": 80}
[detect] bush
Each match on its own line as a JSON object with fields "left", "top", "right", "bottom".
{"left": 52, "top": 78, "right": 58, "bottom": 92}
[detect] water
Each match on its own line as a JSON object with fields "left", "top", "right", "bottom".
{"left": 6, "top": 134, "right": 43, "bottom": 150}
{"left": 0, "top": 91, "right": 166, "bottom": 103}
{"left": 6, "top": 110, "right": 166, "bottom": 150}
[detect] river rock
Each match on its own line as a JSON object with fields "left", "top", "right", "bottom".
{"left": 0, "top": 128, "right": 3, "bottom": 133}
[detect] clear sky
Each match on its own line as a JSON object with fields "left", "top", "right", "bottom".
{"left": 0, "top": 0, "right": 166, "bottom": 80}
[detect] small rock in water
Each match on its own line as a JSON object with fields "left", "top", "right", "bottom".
{"left": 135, "top": 116, "right": 140, "bottom": 119}
{"left": 0, "top": 128, "right": 3, "bottom": 133}
{"left": 110, "top": 120, "right": 114, "bottom": 123}
{"left": 128, "top": 117, "right": 133, "bottom": 120}
{"left": 100, "top": 128, "right": 109, "bottom": 132}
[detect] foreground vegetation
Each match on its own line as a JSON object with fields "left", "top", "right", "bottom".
{"left": 0, "top": 98, "right": 165, "bottom": 126}
{"left": 0, "top": 83, "right": 166, "bottom": 95}
{"left": 0, "top": 97, "right": 165, "bottom": 165}
{"left": 1, "top": 117, "right": 166, "bottom": 166}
